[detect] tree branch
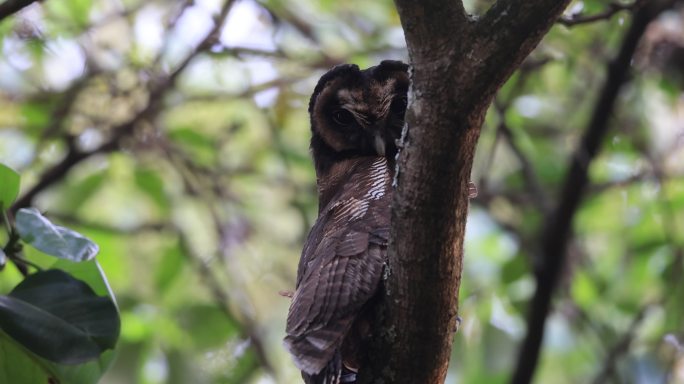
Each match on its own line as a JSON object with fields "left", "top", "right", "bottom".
{"left": 510, "top": 2, "right": 677, "bottom": 383}
{"left": 473, "top": 0, "right": 573, "bottom": 107}
{"left": 0, "top": 0, "right": 41, "bottom": 22}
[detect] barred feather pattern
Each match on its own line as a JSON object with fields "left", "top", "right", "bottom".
{"left": 285, "top": 157, "right": 392, "bottom": 382}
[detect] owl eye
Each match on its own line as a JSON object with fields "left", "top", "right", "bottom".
{"left": 332, "top": 109, "right": 355, "bottom": 126}
{"left": 390, "top": 96, "right": 408, "bottom": 116}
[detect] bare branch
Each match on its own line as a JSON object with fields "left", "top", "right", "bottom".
{"left": 511, "top": 2, "right": 678, "bottom": 383}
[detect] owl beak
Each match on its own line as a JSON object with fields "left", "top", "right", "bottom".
{"left": 373, "top": 134, "right": 386, "bottom": 156}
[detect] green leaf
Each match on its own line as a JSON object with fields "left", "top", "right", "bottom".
{"left": 0, "top": 331, "right": 53, "bottom": 384}
{"left": 500, "top": 254, "right": 527, "bottom": 284}
{"left": 16, "top": 208, "right": 99, "bottom": 261}
{"left": 571, "top": 270, "right": 599, "bottom": 309}
{"left": 0, "top": 163, "right": 20, "bottom": 210}
{"left": 57, "top": 172, "right": 106, "bottom": 213}
{"left": 155, "top": 243, "right": 185, "bottom": 294}
{"left": 135, "top": 168, "right": 170, "bottom": 214}
{"left": 0, "top": 269, "right": 120, "bottom": 364}
{"left": 1, "top": 327, "right": 117, "bottom": 384}
{"left": 45, "top": 0, "right": 93, "bottom": 27}
{"left": 20, "top": 101, "right": 52, "bottom": 132}
{"left": 48, "top": 349, "right": 116, "bottom": 384}
{"left": 51, "top": 258, "right": 118, "bottom": 301}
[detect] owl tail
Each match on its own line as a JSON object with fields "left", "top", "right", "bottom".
{"left": 302, "top": 350, "right": 358, "bottom": 384}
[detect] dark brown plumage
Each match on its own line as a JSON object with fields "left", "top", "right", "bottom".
{"left": 284, "top": 60, "right": 409, "bottom": 384}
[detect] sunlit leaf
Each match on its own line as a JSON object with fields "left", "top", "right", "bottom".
{"left": 0, "top": 163, "right": 20, "bottom": 210}
{"left": 51, "top": 258, "right": 118, "bottom": 302}
{"left": 49, "top": 349, "right": 117, "bottom": 384}
{"left": 45, "top": 0, "right": 93, "bottom": 27}
{"left": 20, "top": 101, "right": 53, "bottom": 133}
{"left": 155, "top": 243, "right": 185, "bottom": 294}
{"left": 1, "top": 327, "right": 117, "bottom": 384}
{"left": 0, "top": 331, "right": 52, "bottom": 384}
{"left": 57, "top": 172, "right": 107, "bottom": 213}
{"left": 571, "top": 270, "right": 599, "bottom": 309}
{"left": 135, "top": 168, "right": 170, "bottom": 214}
{"left": 168, "top": 127, "right": 218, "bottom": 165}
{"left": 0, "top": 269, "right": 120, "bottom": 364}
{"left": 16, "top": 208, "right": 99, "bottom": 262}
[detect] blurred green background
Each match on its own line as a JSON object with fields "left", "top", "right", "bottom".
{"left": 1, "top": 0, "right": 683, "bottom": 382}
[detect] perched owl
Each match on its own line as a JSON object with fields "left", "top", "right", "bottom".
{"left": 284, "top": 60, "right": 410, "bottom": 384}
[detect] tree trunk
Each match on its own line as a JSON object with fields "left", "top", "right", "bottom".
{"left": 359, "top": 1, "right": 572, "bottom": 383}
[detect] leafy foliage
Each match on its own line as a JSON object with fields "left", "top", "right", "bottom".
{"left": 0, "top": 167, "right": 120, "bottom": 383}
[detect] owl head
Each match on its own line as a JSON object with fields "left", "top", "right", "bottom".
{"left": 308, "top": 60, "right": 409, "bottom": 176}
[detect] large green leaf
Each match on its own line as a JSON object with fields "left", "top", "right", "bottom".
{"left": 0, "top": 331, "right": 53, "bottom": 384}
{"left": 0, "top": 328, "right": 117, "bottom": 384}
{"left": 0, "top": 269, "right": 120, "bottom": 364}
{"left": 16, "top": 208, "right": 99, "bottom": 261}
{"left": 0, "top": 163, "right": 20, "bottom": 210}
{"left": 51, "top": 258, "right": 117, "bottom": 300}
{"left": 48, "top": 349, "right": 116, "bottom": 384}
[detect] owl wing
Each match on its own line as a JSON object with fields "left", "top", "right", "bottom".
{"left": 284, "top": 158, "right": 390, "bottom": 375}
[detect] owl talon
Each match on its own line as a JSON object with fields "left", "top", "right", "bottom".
{"left": 279, "top": 290, "right": 294, "bottom": 299}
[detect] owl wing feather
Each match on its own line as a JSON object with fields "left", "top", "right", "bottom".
{"left": 285, "top": 157, "right": 390, "bottom": 376}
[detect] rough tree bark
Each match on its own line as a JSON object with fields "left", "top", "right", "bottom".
{"left": 359, "top": 1, "right": 572, "bottom": 383}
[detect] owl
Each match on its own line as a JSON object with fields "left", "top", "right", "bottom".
{"left": 284, "top": 60, "right": 410, "bottom": 384}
